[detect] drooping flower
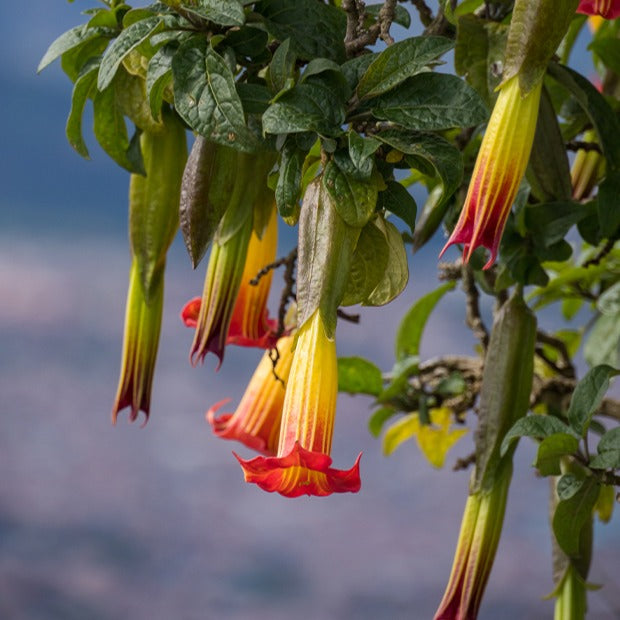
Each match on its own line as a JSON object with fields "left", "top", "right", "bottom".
{"left": 577, "top": 0, "right": 620, "bottom": 19}
{"left": 571, "top": 129, "right": 606, "bottom": 200}
{"left": 112, "top": 258, "right": 164, "bottom": 424}
{"left": 440, "top": 75, "right": 543, "bottom": 269}
{"left": 207, "top": 334, "right": 295, "bottom": 455}
{"left": 182, "top": 205, "right": 280, "bottom": 350}
{"left": 434, "top": 460, "right": 513, "bottom": 620}
{"left": 236, "top": 310, "right": 361, "bottom": 498}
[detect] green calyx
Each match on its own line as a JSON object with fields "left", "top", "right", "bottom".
{"left": 502, "top": 0, "right": 580, "bottom": 95}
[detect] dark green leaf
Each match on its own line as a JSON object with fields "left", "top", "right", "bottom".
{"left": 370, "top": 73, "right": 488, "bottom": 131}
{"left": 365, "top": 217, "right": 408, "bottom": 307}
{"left": 237, "top": 83, "right": 271, "bottom": 115}
{"left": 93, "top": 84, "right": 145, "bottom": 174}
{"left": 146, "top": 45, "right": 175, "bottom": 121}
{"left": 568, "top": 364, "right": 619, "bottom": 437}
{"left": 173, "top": 42, "right": 259, "bottom": 151}
{"left": 225, "top": 25, "right": 268, "bottom": 59}
{"left": 523, "top": 201, "right": 588, "bottom": 247}
{"left": 98, "top": 16, "right": 163, "bottom": 90}
{"left": 357, "top": 36, "right": 453, "bottom": 100}
{"left": 263, "top": 83, "right": 345, "bottom": 136}
{"left": 181, "top": 0, "right": 245, "bottom": 26}
{"left": 267, "top": 38, "right": 296, "bottom": 93}
{"left": 548, "top": 62, "right": 620, "bottom": 170}
{"left": 275, "top": 141, "right": 304, "bottom": 219}
{"left": 38, "top": 24, "right": 113, "bottom": 73}
{"left": 557, "top": 473, "right": 584, "bottom": 501}
{"left": 375, "top": 129, "right": 463, "bottom": 210}
{"left": 255, "top": 0, "right": 347, "bottom": 62}
{"left": 341, "top": 220, "right": 389, "bottom": 306}
{"left": 395, "top": 281, "right": 455, "bottom": 361}
{"left": 341, "top": 53, "right": 378, "bottom": 92}
{"left": 589, "top": 37, "right": 620, "bottom": 75}
{"left": 534, "top": 433, "right": 580, "bottom": 476}
{"left": 377, "top": 181, "right": 417, "bottom": 235}
{"left": 338, "top": 356, "right": 384, "bottom": 396}
{"left": 589, "top": 427, "right": 620, "bottom": 469}
{"left": 553, "top": 477, "right": 600, "bottom": 557}
{"left": 66, "top": 60, "right": 99, "bottom": 158}
{"left": 348, "top": 132, "right": 381, "bottom": 172}
{"left": 322, "top": 160, "right": 379, "bottom": 228}
{"left": 368, "top": 406, "right": 397, "bottom": 438}
{"left": 598, "top": 170, "right": 620, "bottom": 238}
{"left": 500, "top": 415, "right": 573, "bottom": 457}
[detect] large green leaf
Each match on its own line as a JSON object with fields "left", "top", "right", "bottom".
{"left": 262, "top": 82, "right": 345, "bottom": 136}
{"left": 275, "top": 140, "right": 304, "bottom": 219}
{"left": 255, "top": 0, "right": 347, "bottom": 62}
{"left": 500, "top": 415, "right": 574, "bottom": 457}
{"left": 395, "top": 281, "right": 455, "bottom": 361}
{"left": 98, "top": 16, "right": 163, "bottom": 90}
{"left": 66, "top": 60, "right": 99, "bottom": 158}
{"left": 377, "top": 181, "right": 417, "bottom": 235}
{"left": 369, "top": 73, "right": 488, "bottom": 130}
{"left": 172, "top": 42, "right": 259, "bottom": 151}
{"left": 357, "top": 36, "right": 454, "bottom": 100}
{"left": 589, "top": 427, "right": 620, "bottom": 469}
{"left": 146, "top": 44, "right": 175, "bottom": 121}
{"left": 534, "top": 433, "right": 579, "bottom": 476}
{"left": 584, "top": 312, "right": 620, "bottom": 368}
{"left": 180, "top": 0, "right": 245, "bottom": 26}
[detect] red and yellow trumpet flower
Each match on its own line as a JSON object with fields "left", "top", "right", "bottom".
{"left": 440, "top": 76, "right": 543, "bottom": 269}
{"left": 207, "top": 334, "right": 295, "bottom": 455}
{"left": 236, "top": 310, "right": 361, "bottom": 498}
{"left": 577, "top": 0, "right": 620, "bottom": 18}
{"left": 182, "top": 205, "right": 279, "bottom": 359}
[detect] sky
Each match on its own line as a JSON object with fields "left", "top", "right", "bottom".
{"left": 0, "top": 3, "right": 618, "bottom": 619}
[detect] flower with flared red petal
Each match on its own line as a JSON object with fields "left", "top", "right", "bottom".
{"left": 577, "top": 0, "right": 620, "bottom": 18}
{"left": 183, "top": 206, "right": 280, "bottom": 359}
{"left": 440, "top": 76, "right": 543, "bottom": 269}
{"left": 112, "top": 259, "right": 163, "bottom": 424}
{"left": 207, "top": 334, "right": 295, "bottom": 455}
{"left": 236, "top": 310, "right": 361, "bottom": 498}
{"left": 434, "top": 460, "right": 512, "bottom": 620}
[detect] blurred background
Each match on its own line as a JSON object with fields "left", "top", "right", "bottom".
{"left": 1, "top": 2, "right": 618, "bottom": 619}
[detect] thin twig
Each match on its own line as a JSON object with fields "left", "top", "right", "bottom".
{"left": 583, "top": 239, "right": 616, "bottom": 269}
{"left": 411, "top": 0, "right": 434, "bottom": 27}
{"left": 337, "top": 309, "right": 361, "bottom": 323}
{"left": 462, "top": 264, "right": 489, "bottom": 350}
{"left": 453, "top": 452, "right": 476, "bottom": 471}
{"left": 536, "top": 329, "right": 576, "bottom": 379}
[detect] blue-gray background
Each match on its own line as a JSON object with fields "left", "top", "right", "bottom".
{"left": 1, "top": 3, "right": 618, "bottom": 619}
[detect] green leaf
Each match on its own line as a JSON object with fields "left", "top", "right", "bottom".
{"left": 93, "top": 83, "right": 144, "bottom": 174}
{"left": 597, "top": 281, "right": 620, "bottom": 315}
{"left": 368, "top": 406, "right": 397, "bottom": 438}
{"left": 225, "top": 25, "right": 268, "bottom": 60}
{"left": 383, "top": 413, "right": 418, "bottom": 456}
{"left": 369, "top": 73, "right": 488, "bottom": 131}
{"left": 589, "top": 36, "right": 620, "bottom": 75}
{"left": 267, "top": 38, "right": 296, "bottom": 93}
{"left": 348, "top": 132, "right": 381, "bottom": 172}
{"left": 589, "top": 427, "right": 620, "bottom": 469}
{"left": 275, "top": 141, "right": 304, "bottom": 219}
{"left": 548, "top": 62, "right": 620, "bottom": 170}
{"left": 357, "top": 36, "right": 453, "bottom": 100}
{"left": 66, "top": 60, "right": 99, "bottom": 158}
{"left": 322, "top": 160, "right": 379, "bottom": 228}
{"left": 365, "top": 217, "right": 408, "bottom": 307}
{"left": 500, "top": 415, "right": 574, "bottom": 457}
{"left": 255, "top": 0, "right": 347, "bottom": 62}
{"left": 172, "top": 42, "right": 259, "bottom": 151}
{"left": 338, "top": 356, "right": 384, "bottom": 396}
{"left": 181, "top": 0, "right": 245, "bottom": 27}
{"left": 377, "top": 181, "right": 417, "bottom": 235}
{"left": 38, "top": 24, "right": 113, "bottom": 73}
{"left": 567, "top": 364, "right": 619, "bottom": 437}
{"left": 341, "top": 219, "right": 389, "bottom": 306}
{"left": 534, "top": 433, "right": 580, "bottom": 476}
{"left": 523, "top": 201, "right": 588, "bottom": 247}
{"left": 98, "top": 16, "right": 163, "bottom": 90}
{"left": 584, "top": 312, "right": 620, "bottom": 368}
{"left": 263, "top": 83, "right": 345, "bottom": 136}
{"left": 237, "top": 83, "right": 271, "bottom": 115}
{"left": 598, "top": 170, "right": 620, "bottom": 238}
{"left": 556, "top": 473, "right": 584, "bottom": 501}
{"left": 395, "top": 282, "right": 455, "bottom": 361}
{"left": 146, "top": 45, "right": 175, "bottom": 121}
{"left": 553, "top": 477, "right": 600, "bottom": 558}
{"left": 374, "top": 129, "right": 463, "bottom": 210}
{"left": 365, "top": 3, "right": 411, "bottom": 28}
{"left": 341, "top": 53, "right": 378, "bottom": 92}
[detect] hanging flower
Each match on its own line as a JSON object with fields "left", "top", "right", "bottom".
{"left": 236, "top": 310, "right": 361, "bottom": 498}
{"left": 434, "top": 461, "right": 513, "bottom": 620}
{"left": 577, "top": 0, "right": 620, "bottom": 19}
{"left": 440, "top": 76, "right": 543, "bottom": 269}
{"left": 182, "top": 205, "right": 280, "bottom": 357}
{"left": 112, "top": 259, "right": 164, "bottom": 424}
{"left": 207, "top": 334, "right": 295, "bottom": 455}
{"left": 571, "top": 129, "right": 606, "bottom": 200}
